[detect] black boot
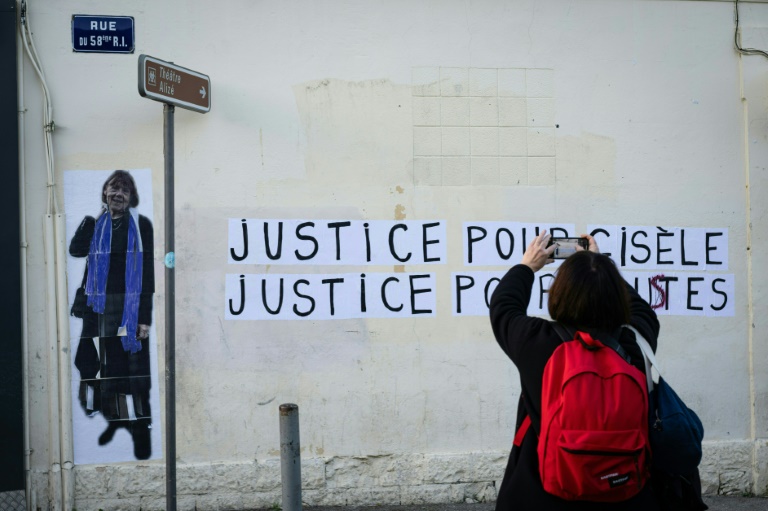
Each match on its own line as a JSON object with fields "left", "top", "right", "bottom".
{"left": 98, "top": 422, "right": 120, "bottom": 445}
{"left": 131, "top": 418, "right": 152, "bottom": 460}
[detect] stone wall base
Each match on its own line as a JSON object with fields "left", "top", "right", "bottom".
{"left": 55, "top": 440, "right": 767, "bottom": 510}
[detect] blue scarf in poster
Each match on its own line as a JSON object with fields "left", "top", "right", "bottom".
{"left": 85, "top": 210, "right": 144, "bottom": 353}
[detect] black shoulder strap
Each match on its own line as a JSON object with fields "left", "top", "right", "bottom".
{"left": 552, "top": 322, "right": 632, "bottom": 365}
{"left": 597, "top": 329, "right": 633, "bottom": 365}
{"left": 552, "top": 322, "right": 572, "bottom": 343}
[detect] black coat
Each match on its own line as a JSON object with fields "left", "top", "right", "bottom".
{"left": 69, "top": 213, "right": 155, "bottom": 339}
{"left": 489, "top": 264, "right": 661, "bottom": 511}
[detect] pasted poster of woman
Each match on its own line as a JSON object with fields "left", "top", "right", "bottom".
{"left": 65, "top": 169, "right": 161, "bottom": 464}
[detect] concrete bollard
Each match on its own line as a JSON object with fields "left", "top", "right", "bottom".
{"left": 279, "top": 403, "right": 302, "bottom": 511}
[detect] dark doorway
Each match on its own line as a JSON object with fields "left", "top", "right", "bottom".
{"left": 0, "top": 0, "right": 24, "bottom": 497}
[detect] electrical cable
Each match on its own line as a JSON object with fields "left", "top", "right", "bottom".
{"left": 735, "top": 0, "right": 768, "bottom": 59}
{"left": 20, "top": 0, "right": 58, "bottom": 214}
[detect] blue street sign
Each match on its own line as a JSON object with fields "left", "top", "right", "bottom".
{"left": 72, "top": 15, "right": 135, "bottom": 54}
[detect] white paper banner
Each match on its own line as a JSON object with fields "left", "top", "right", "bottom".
{"left": 622, "top": 271, "right": 735, "bottom": 317}
{"left": 452, "top": 270, "right": 734, "bottom": 317}
{"left": 226, "top": 272, "right": 437, "bottom": 320}
{"left": 462, "top": 222, "right": 577, "bottom": 266}
{"left": 588, "top": 225, "right": 728, "bottom": 271}
{"left": 228, "top": 219, "right": 446, "bottom": 265}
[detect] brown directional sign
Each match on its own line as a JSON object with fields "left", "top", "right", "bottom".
{"left": 138, "top": 54, "right": 211, "bottom": 113}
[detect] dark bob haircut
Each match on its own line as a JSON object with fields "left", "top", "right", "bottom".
{"left": 102, "top": 170, "right": 139, "bottom": 208}
{"left": 547, "top": 251, "right": 630, "bottom": 331}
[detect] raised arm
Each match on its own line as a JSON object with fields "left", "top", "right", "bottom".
{"left": 69, "top": 216, "right": 96, "bottom": 258}
{"left": 626, "top": 281, "right": 660, "bottom": 352}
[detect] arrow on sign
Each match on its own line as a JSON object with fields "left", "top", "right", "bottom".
{"left": 139, "top": 55, "right": 211, "bottom": 113}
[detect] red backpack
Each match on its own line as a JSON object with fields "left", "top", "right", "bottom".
{"left": 514, "top": 327, "right": 651, "bottom": 502}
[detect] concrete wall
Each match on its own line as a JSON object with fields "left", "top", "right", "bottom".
{"left": 17, "top": 0, "right": 768, "bottom": 509}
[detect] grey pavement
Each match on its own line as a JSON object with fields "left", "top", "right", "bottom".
{"left": 282, "top": 497, "right": 768, "bottom": 511}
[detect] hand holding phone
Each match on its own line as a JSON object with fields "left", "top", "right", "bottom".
{"left": 546, "top": 237, "right": 589, "bottom": 259}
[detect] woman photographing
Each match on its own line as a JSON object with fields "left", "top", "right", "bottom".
{"left": 489, "top": 230, "right": 660, "bottom": 510}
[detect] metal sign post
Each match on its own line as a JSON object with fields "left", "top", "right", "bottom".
{"left": 163, "top": 103, "right": 176, "bottom": 511}
{"left": 138, "top": 54, "right": 210, "bottom": 511}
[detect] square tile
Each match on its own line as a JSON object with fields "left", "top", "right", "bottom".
{"left": 441, "top": 97, "right": 470, "bottom": 126}
{"left": 499, "top": 98, "right": 527, "bottom": 127}
{"left": 470, "top": 97, "right": 499, "bottom": 126}
{"left": 528, "top": 157, "right": 556, "bottom": 185}
{"left": 412, "top": 67, "right": 441, "bottom": 96}
{"left": 471, "top": 157, "right": 499, "bottom": 185}
{"left": 527, "top": 128, "right": 555, "bottom": 156}
{"left": 441, "top": 127, "right": 470, "bottom": 156}
{"left": 469, "top": 68, "right": 498, "bottom": 96}
{"left": 440, "top": 67, "right": 469, "bottom": 97}
{"left": 500, "top": 157, "right": 528, "bottom": 185}
{"left": 526, "top": 69, "right": 554, "bottom": 97}
{"left": 413, "top": 127, "right": 442, "bottom": 156}
{"left": 471, "top": 127, "right": 499, "bottom": 156}
{"left": 442, "top": 157, "right": 471, "bottom": 185}
{"left": 413, "top": 97, "right": 441, "bottom": 126}
{"left": 499, "top": 127, "right": 527, "bottom": 156}
{"left": 527, "top": 98, "right": 555, "bottom": 127}
{"left": 413, "top": 157, "right": 442, "bottom": 186}
{"left": 498, "top": 68, "right": 526, "bottom": 97}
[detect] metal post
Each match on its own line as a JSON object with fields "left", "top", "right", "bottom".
{"left": 164, "top": 103, "right": 176, "bottom": 511}
{"left": 279, "top": 403, "right": 302, "bottom": 511}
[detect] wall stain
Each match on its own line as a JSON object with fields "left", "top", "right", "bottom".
{"left": 394, "top": 204, "right": 406, "bottom": 272}
{"left": 259, "top": 128, "right": 264, "bottom": 169}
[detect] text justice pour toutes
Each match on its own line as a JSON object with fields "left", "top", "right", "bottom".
{"left": 225, "top": 219, "right": 732, "bottom": 320}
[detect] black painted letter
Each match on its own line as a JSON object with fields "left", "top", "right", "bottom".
{"left": 321, "top": 277, "right": 344, "bottom": 316}
{"left": 467, "top": 226, "right": 487, "bottom": 264}
{"left": 711, "top": 278, "right": 728, "bottom": 311}
{"left": 327, "top": 222, "right": 352, "bottom": 261}
{"left": 389, "top": 224, "right": 411, "bottom": 263}
{"left": 295, "top": 222, "right": 319, "bottom": 261}
{"left": 409, "top": 274, "right": 432, "bottom": 314}
{"left": 229, "top": 275, "right": 246, "bottom": 315}
{"left": 455, "top": 275, "right": 474, "bottom": 314}
{"left": 264, "top": 221, "right": 283, "bottom": 260}
{"left": 381, "top": 277, "right": 403, "bottom": 312}
{"left": 686, "top": 277, "right": 705, "bottom": 311}
{"left": 292, "top": 279, "right": 315, "bottom": 317}
{"left": 261, "top": 278, "right": 284, "bottom": 315}
{"left": 230, "top": 219, "right": 249, "bottom": 261}
{"left": 705, "top": 232, "right": 724, "bottom": 266}
{"left": 422, "top": 222, "right": 441, "bottom": 263}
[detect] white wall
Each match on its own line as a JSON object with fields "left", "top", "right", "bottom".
{"left": 19, "top": 0, "right": 768, "bottom": 508}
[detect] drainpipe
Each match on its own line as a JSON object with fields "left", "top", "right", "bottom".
{"left": 44, "top": 215, "right": 62, "bottom": 511}
{"left": 54, "top": 213, "right": 74, "bottom": 510}
{"left": 16, "top": 1, "right": 32, "bottom": 508}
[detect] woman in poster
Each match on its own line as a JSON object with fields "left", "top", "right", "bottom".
{"left": 69, "top": 170, "right": 155, "bottom": 460}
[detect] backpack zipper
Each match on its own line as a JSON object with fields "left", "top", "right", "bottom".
{"left": 562, "top": 447, "right": 644, "bottom": 457}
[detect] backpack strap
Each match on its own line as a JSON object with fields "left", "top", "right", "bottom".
{"left": 513, "top": 415, "right": 531, "bottom": 447}
{"left": 595, "top": 329, "right": 633, "bottom": 365}
{"left": 625, "top": 325, "right": 658, "bottom": 392}
{"left": 551, "top": 322, "right": 571, "bottom": 344}
{"left": 553, "top": 323, "right": 632, "bottom": 365}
